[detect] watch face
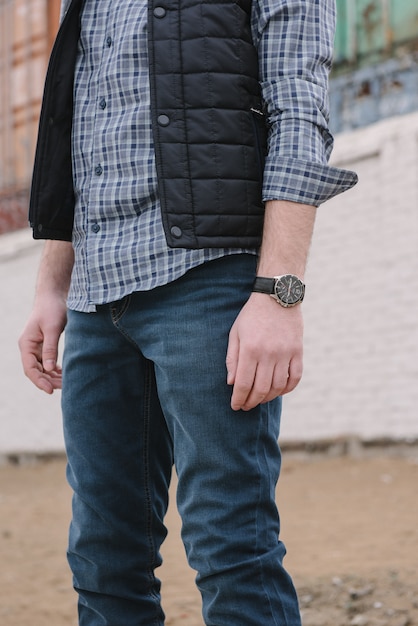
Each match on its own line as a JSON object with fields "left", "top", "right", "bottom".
{"left": 274, "top": 275, "right": 305, "bottom": 306}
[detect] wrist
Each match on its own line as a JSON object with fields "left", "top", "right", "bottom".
{"left": 252, "top": 274, "right": 305, "bottom": 307}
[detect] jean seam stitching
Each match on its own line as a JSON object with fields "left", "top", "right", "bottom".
{"left": 143, "top": 359, "right": 164, "bottom": 625}
{"left": 110, "top": 294, "right": 131, "bottom": 324}
{"left": 255, "top": 411, "right": 283, "bottom": 626}
{"left": 107, "top": 302, "right": 163, "bottom": 624}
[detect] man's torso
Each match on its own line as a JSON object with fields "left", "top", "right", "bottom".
{"left": 69, "top": 0, "right": 253, "bottom": 312}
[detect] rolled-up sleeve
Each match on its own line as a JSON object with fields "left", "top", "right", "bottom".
{"left": 252, "top": 0, "right": 358, "bottom": 206}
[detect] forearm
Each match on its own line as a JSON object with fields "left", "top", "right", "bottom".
{"left": 35, "top": 240, "right": 74, "bottom": 301}
{"left": 257, "top": 200, "right": 316, "bottom": 279}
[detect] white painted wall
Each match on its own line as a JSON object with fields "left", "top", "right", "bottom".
{"left": 281, "top": 111, "right": 418, "bottom": 442}
{"left": 1, "top": 111, "right": 417, "bottom": 455}
{"left": 0, "top": 232, "right": 64, "bottom": 456}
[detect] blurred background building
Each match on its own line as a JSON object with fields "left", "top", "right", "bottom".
{"left": 331, "top": 0, "right": 418, "bottom": 132}
{"left": 0, "top": 0, "right": 60, "bottom": 233}
{"left": 283, "top": 0, "right": 418, "bottom": 450}
{"left": 0, "top": 0, "right": 417, "bottom": 456}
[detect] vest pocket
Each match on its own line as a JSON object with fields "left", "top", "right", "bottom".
{"left": 250, "top": 107, "right": 268, "bottom": 179}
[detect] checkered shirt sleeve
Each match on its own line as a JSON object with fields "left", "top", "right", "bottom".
{"left": 252, "top": 0, "right": 358, "bottom": 206}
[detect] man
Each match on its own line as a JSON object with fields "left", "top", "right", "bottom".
{"left": 19, "top": 0, "right": 357, "bottom": 624}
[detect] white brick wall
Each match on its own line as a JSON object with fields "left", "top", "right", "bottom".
{"left": 281, "top": 111, "right": 418, "bottom": 442}
{"left": 1, "top": 111, "right": 418, "bottom": 455}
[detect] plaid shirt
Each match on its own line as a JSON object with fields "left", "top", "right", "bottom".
{"left": 67, "top": 0, "right": 356, "bottom": 312}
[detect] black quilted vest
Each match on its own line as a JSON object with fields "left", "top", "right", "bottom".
{"left": 29, "top": 0, "right": 267, "bottom": 248}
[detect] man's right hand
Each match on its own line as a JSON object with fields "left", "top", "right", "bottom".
{"left": 19, "top": 296, "right": 67, "bottom": 394}
{"left": 18, "top": 240, "right": 74, "bottom": 394}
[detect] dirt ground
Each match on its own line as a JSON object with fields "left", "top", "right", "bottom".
{"left": 0, "top": 452, "right": 417, "bottom": 626}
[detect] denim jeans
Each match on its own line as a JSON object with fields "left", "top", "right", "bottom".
{"left": 61, "top": 254, "right": 301, "bottom": 626}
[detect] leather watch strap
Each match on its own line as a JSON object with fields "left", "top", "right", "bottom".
{"left": 252, "top": 277, "right": 275, "bottom": 295}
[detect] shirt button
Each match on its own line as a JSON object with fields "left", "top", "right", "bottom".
{"left": 91, "top": 223, "right": 100, "bottom": 233}
{"left": 95, "top": 164, "right": 103, "bottom": 176}
{"left": 106, "top": 35, "right": 112, "bottom": 47}
{"left": 153, "top": 6, "right": 166, "bottom": 18}
{"left": 99, "top": 97, "right": 106, "bottom": 110}
{"left": 170, "top": 226, "right": 182, "bottom": 238}
{"left": 158, "top": 114, "right": 170, "bottom": 126}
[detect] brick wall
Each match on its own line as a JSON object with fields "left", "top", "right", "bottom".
{"left": 0, "top": 0, "right": 60, "bottom": 235}
{"left": 0, "top": 187, "right": 29, "bottom": 233}
{"left": 281, "top": 110, "right": 418, "bottom": 442}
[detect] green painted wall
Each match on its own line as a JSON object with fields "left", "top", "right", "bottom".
{"left": 334, "top": 0, "right": 418, "bottom": 67}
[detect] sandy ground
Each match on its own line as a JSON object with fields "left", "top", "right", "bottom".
{"left": 0, "top": 453, "right": 417, "bottom": 626}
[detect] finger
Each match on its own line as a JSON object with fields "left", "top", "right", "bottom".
{"left": 19, "top": 336, "right": 60, "bottom": 394}
{"left": 238, "top": 361, "right": 274, "bottom": 411}
{"left": 281, "top": 355, "right": 303, "bottom": 396}
{"left": 19, "top": 335, "right": 42, "bottom": 379}
{"left": 249, "top": 353, "right": 303, "bottom": 407}
{"left": 258, "top": 360, "right": 290, "bottom": 403}
{"left": 41, "top": 326, "right": 61, "bottom": 372}
{"left": 230, "top": 354, "right": 258, "bottom": 411}
{"left": 22, "top": 351, "right": 55, "bottom": 394}
{"left": 45, "top": 369, "right": 63, "bottom": 390}
{"left": 261, "top": 352, "right": 303, "bottom": 402}
{"left": 226, "top": 326, "right": 239, "bottom": 386}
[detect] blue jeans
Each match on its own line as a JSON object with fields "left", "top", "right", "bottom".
{"left": 61, "top": 254, "right": 301, "bottom": 626}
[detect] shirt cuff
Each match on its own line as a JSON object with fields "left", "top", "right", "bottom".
{"left": 262, "top": 158, "right": 358, "bottom": 207}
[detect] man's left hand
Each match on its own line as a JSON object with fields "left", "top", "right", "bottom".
{"left": 226, "top": 292, "right": 303, "bottom": 411}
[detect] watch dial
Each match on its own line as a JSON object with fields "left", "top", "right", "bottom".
{"left": 274, "top": 275, "right": 304, "bottom": 306}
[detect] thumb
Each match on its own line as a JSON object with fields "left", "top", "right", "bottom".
{"left": 41, "top": 327, "right": 61, "bottom": 372}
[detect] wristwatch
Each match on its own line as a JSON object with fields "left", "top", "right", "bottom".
{"left": 252, "top": 275, "right": 305, "bottom": 307}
